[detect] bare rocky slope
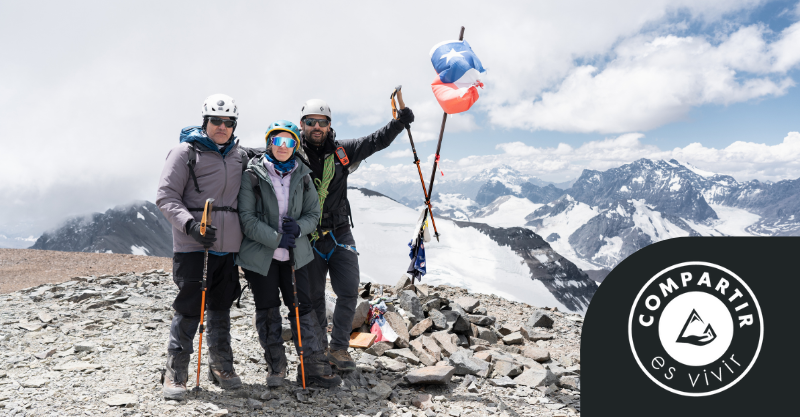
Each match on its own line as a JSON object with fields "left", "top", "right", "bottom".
{"left": 0, "top": 268, "right": 581, "bottom": 417}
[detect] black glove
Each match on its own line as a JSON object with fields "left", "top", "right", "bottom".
{"left": 278, "top": 233, "right": 296, "bottom": 249}
{"left": 187, "top": 220, "right": 217, "bottom": 248}
{"left": 282, "top": 216, "right": 301, "bottom": 237}
{"left": 397, "top": 107, "right": 415, "bottom": 126}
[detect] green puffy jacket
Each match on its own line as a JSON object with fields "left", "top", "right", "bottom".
{"left": 236, "top": 156, "right": 320, "bottom": 274}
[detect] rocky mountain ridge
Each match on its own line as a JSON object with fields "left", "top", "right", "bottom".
{"left": 30, "top": 201, "right": 173, "bottom": 257}
{"left": 0, "top": 268, "right": 582, "bottom": 416}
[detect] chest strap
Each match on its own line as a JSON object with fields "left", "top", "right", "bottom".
{"left": 188, "top": 206, "right": 238, "bottom": 213}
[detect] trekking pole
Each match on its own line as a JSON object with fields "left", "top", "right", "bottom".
{"left": 391, "top": 86, "right": 440, "bottom": 241}
{"left": 192, "top": 198, "right": 214, "bottom": 396}
{"left": 284, "top": 220, "right": 306, "bottom": 390}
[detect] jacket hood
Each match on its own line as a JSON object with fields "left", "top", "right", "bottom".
{"left": 180, "top": 126, "right": 238, "bottom": 157}
{"left": 248, "top": 154, "right": 312, "bottom": 181}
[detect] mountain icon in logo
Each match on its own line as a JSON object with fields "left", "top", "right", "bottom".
{"left": 676, "top": 309, "right": 718, "bottom": 346}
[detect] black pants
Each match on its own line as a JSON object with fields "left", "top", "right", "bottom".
{"left": 307, "top": 226, "right": 360, "bottom": 351}
{"left": 243, "top": 260, "right": 312, "bottom": 317}
{"left": 167, "top": 252, "right": 240, "bottom": 372}
{"left": 172, "top": 252, "right": 241, "bottom": 316}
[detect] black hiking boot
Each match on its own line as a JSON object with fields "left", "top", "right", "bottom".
{"left": 290, "top": 313, "right": 342, "bottom": 389}
{"left": 256, "top": 308, "right": 288, "bottom": 387}
{"left": 327, "top": 349, "right": 356, "bottom": 372}
{"left": 206, "top": 309, "right": 242, "bottom": 390}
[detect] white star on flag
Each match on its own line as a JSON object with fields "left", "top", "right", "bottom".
{"left": 439, "top": 48, "right": 464, "bottom": 64}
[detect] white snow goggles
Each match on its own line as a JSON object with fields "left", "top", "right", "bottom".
{"left": 271, "top": 136, "right": 297, "bottom": 148}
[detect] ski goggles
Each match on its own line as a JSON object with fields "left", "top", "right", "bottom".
{"left": 271, "top": 136, "right": 297, "bottom": 148}
{"left": 207, "top": 117, "right": 236, "bottom": 128}
{"left": 302, "top": 118, "right": 330, "bottom": 128}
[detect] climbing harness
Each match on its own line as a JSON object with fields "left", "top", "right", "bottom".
{"left": 312, "top": 230, "right": 359, "bottom": 262}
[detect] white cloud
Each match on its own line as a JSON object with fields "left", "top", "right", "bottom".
{"left": 351, "top": 132, "right": 800, "bottom": 186}
{"left": 0, "top": 0, "right": 794, "bottom": 229}
{"left": 489, "top": 22, "right": 800, "bottom": 133}
{"left": 385, "top": 149, "right": 412, "bottom": 159}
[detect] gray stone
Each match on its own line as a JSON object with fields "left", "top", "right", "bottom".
{"left": 489, "top": 376, "right": 517, "bottom": 387}
{"left": 502, "top": 332, "right": 525, "bottom": 345}
{"left": 405, "top": 366, "right": 455, "bottom": 385}
{"left": 449, "top": 349, "right": 492, "bottom": 377}
{"left": 468, "top": 337, "right": 489, "bottom": 347}
{"left": 514, "top": 368, "right": 557, "bottom": 387}
{"left": 364, "top": 341, "right": 393, "bottom": 357}
{"left": 522, "top": 347, "right": 550, "bottom": 362}
{"left": 558, "top": 375, "right": 580, "bottom": 391}
{"left": 376, "top": 357, "right": 407, "bottom": 372}
{"left": 37, "top": 311, "right": 54, "bottom": 323}
{"left": 409, "top": 318, "right": 433, "bottom": 337}
{"left": 526, "top": 310, "right": 554, "bottom": 329}
{"left": 412, "top": 393, "right": 433, "bottom": 410}
{"left": 124, "top": 295, "right": 153, "bottom": 306}
{"left": 385, "top": 348, "right": 420, "bottom": 365}
{"left": 423, "top": 297, "right": 442, "bottom": 312}
{"left": 246, "top": 398, "right": 263, "bottom": 410}
{"left": 34, "top": 349, "right": 56, "bottom": 360}
{"left": 473, "top": 350, "right": 493, "bottom": 362}
{"left": 73, "top": 342, "right": 96, "bottom": 352}
{"left": 135, "top": 344, "right": 149, "bottom": 356}
{"left": 467, "top": 315, "right": 496, "bottom": 327}
{"left": 456, "top": 333, "right": 470, "bottom": 347}
{"left": 383, "top": 311, "right": 410, "bottom": 348}
{"left": 547, "top": 363, "right": 569, "bottom": 378}
{"left": 454, "top": 297, "right": 480, "bottom": 313}
{"left": 431, "top": 331, "right": 459, "bottom": 357}
{"left": 476, "top": 327, "right": 498, "bottom": 344}
{"left": 21, "top": 377, "right": 49, "bottom": 388}
{"left": 369, "top": 381, "right": 393, "bottom": 400}
{"left": 352, "top": 298, "right": 371, "bottom": 330}
{"left": 421, "top": 335, "right": 442, "bottom": 361}
{"left": 428, "top": 309, "right": 448, "bottom": 330}
{"left": 444, "top": 311, "right": 471, "bottom": 333}
{"left": 527, "top": 331, "right": 554, "bottom": 341}
{"left": 395, "top": 275, "right": 412, "bottom": 293}
{"left": 103, "top": 393, "right": 138, "bottom": 406}
{"left": 400, "top": 290, "right": 423, "bottom": 323}
{"left": 409, "top": 339, "right": 437, "bottom": 366}
{"left": 493, "top": 360, "right": 523, "bottom": 378}
{"left": 473, "top": 306, "right": 488, "bottom": 315}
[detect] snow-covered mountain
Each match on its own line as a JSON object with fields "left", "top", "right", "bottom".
{"left": 466, "top": 158, "right": 799, "bottom": 270}
{"left": 348, "top": 188, "right": 597, "bottom": 313}
{"left": 30, "top": 201, "right": 173, "bottom": 257}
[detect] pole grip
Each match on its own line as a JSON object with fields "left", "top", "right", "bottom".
{"left": 396, "top": 89, "right": 406, "bottom": 110}
{"left": 200, "top": 198, "right": 215, "bottom": 235}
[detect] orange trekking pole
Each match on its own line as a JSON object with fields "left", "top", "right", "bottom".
{"left": 192, "top": 198, "right": 214, "bottom": 396}
{"left": 392, "top": 86, "right": 440, "bottom": 241}
{"left": 282, "top": 221, "right": 306, "bottom": 390}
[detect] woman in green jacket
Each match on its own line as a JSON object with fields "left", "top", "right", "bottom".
{"left": 237, "top": 120, "right": 340, "bottom": 389}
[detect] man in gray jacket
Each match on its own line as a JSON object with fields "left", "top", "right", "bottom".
{"left": 156, "top": 94, "right": 245, "bottom": 400}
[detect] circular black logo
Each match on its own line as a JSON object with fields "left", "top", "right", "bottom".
{"left": 628, "top": 262, "right": 763, "bottom": 396}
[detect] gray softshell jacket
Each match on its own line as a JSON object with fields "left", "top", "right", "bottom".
{"left": 156, "top": 135, "right": 244, "bottom": 254}
{"left": 236, "top": 156, "right": 320, "bottom": 274}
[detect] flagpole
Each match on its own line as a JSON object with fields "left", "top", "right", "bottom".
{"left": 410, "top": 25, "right": 465, "bottom": 287}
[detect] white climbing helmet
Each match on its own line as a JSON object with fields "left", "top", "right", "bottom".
{"left": 202, "top": 94, "right": 239, "bottom": 119}
{"left": 300, "top": 98, "right": 331, "bottom": 120}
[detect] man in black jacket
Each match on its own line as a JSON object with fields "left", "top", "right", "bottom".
{"left": 298, "top": 98, "right": 414, "bottom": 371}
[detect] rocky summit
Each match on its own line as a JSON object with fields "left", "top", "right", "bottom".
{"left": 0, "top": 271, "right": 582, "bottom": 417}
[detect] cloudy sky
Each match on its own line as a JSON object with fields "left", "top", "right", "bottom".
{"left": 1, "top": 0, "right": 799, "bottom": 236}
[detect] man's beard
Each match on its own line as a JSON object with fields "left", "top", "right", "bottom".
{"left": 306, "top": 129, "right": 327, "bottom": 146}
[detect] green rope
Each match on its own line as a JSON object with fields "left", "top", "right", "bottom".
{"left": 310, "top": 154, "right": 335, "bottom": 242}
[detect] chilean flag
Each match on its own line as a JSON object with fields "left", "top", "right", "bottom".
{"left": 430, "top": 40, "right": 486, "bottom": 114}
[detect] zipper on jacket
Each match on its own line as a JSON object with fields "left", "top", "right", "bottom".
{"left": 220, "top": 156, "right": 227, "bottom": 251}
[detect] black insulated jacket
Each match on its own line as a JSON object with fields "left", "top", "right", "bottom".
{"left": 299, "top": 118, "right": 406, "bottom": 231}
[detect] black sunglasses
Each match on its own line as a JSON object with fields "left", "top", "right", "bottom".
{"left": 208, "top": 117, "right": 236, "bottom": 128}
{"left": 302, "top": 118, "right": 330, "bottom": 128}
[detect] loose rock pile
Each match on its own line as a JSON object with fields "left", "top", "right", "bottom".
{"left": 0, "top": 270, "right": 582, "bottom": 417}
